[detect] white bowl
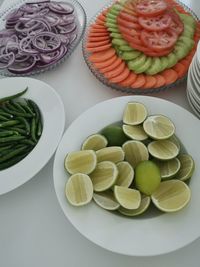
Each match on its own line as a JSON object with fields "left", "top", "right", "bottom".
{"left": 53, "top": 96, "right": 200, "bottom": 256}
{"left": 0, "top": 77, "right": 65, "bottom": 195}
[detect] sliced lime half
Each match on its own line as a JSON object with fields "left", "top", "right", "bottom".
{"left": 123, "top": 102, "right": 148, "bottom": 125}
{"left": 93, "top": 191, "right": 120, "bottom": 210}
{"left": 82, "top": 134, "right": 108, "bottom": 151}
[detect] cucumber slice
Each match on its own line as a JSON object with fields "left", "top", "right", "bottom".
{"left": 179, "top": 13, "right": 196, "bottom": 28}
{"left": 178, "top": 36, "right": 195, "bottom": 50}
{"left": 167, "top": 53, "right": 178, "bottom": 69}
{"left": 121, "top": 50, "right": 141, "bottom": 60}
{"left": 182, "top": 24, "right": 195, "bottom": 38}
{"left": 119, "top": 45, "right": 133, "bottom": 51}
{"left": 145, "top": 57, "right": 162, "bottom": 75}
{"left": 106, "top": 17, "right": 117, "bottom": 24}
{"left": 112, "top": 38, "right": 128, "bottom": 46}
{"left": 110, "top": 33, "right": 122, "bottom": 39}
{"left": 134, "top": 57, "right": 152, "bottom": 74}
{"left": 160, "top": 57, "right": 169, "bottom": 71}
{"left": 107, "top": 13, "right": 117, "bottom": 20}
{"left": 108, "top": 27, "right": 120, "bottom": 33}
{"left": 112, "top": 4, "right": 123, "bottom": 10}
{"left": 174, "top": 44, "right": 189, "bottom": 60}
{"left": 110, "top": 8, "right": 120, "bottom": 16}
{"left": 128, "top": 54, "right": 147, "bottom": 71}
{"left": 106, "top": 22, "right": 118, "bottom": 29}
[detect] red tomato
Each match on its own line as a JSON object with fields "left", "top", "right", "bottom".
{"left": 135, "top": 0, "right": 168, "bottom": 17}
{"left": 140, "top": 29, "right": 178, "bottom": 51}
{"left": 138, "top": 13, "right": 172, "bottom": 31}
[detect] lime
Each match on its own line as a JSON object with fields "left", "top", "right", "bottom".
{"left": 148, "top": 140, "right": 179, "bottom": 160}
{"left": 123, "top": 102, "right": 148, "bottom": 125}
{"left": 118, "top": 195, "right": 151, "bottom": 216}
{"left": 64, "top": 150, "right": 97, "bottom": 175}
{"left": 122, "top": 124, "right": 148, "bottom": 141}
{"left": 116, "top": 161, "right": 134, "bottom": 187}
{"left": 114, "top": 185, "right": 141, "bottom": 209}
{"left": 175, "top": 154, "right": 195, "bottom": 181}
{"left": 143, "top": 115, "right": 175, "bottom": 140}
{"left": 151, "top": 180, "right": 191, "bottom": 212}
{"left": 168, "top": 135, "right": 181, "bottom": 151}
{"left": 90, "top": 161, "right": 118, "bottom": 192}
{"left": 93, "top": 191, "right": 120, "bottom": 210}
{"left": 101, "top": 125, "right": 128, "bottom": 146}
{"left": 135, "top": 160, "right": 161, "bottom": 195}
{"left": 82, "top": 134, "right": 108, "bottom": 151}
{"left": 122, "top": 140, "right": 149, "bottom": 168}
{"left": 96, "top": 146, "right": 125, "bottom": 163}
{"left": 65, "top": 173, "right": 93, "bottom": 206}
{"left": 154, "top": 158, "right": 181, "bottom": 180}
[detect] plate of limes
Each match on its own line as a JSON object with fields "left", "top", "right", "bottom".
{"left": 53, "top": 96, "right": 199, "bottom": 256}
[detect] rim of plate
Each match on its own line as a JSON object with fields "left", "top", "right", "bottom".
{"left": 0, "top": 77, "right": 65, "bottom": 195}
{"left": 53, "top": 95, "right": 200, "bottom": 256}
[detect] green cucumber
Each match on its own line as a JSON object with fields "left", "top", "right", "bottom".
{"left": 107, "top": 27, "right": 120, "bottom": 33}
{"left": 119, "top": 45, "right": 133, "bottom": 52}
{"left": 107, "top": 13, "right": 117, "bottom": 20}
{"left": 112, "top": 38, "right": 127, "bottom": 46}
{"left": 110, "top": 33, "right": 122, "bottom": 39}
{"left": 179, "top": 13, "right": 196, "bottom": 28}
{"left": 121, "top": 50, "right": 141, "bottom": 60}
{"left": 182, "top": 24, "right": 195, "bottom": 38}
{"left": 106, "top": 22, "right": 118, "bottom": 29}
{"left": 145, "top": 57, "right": 162, "bottom": 75}
{"left": 166, "top": 53, "right": 178, "bottom": 69}
{"left": 128, "top": 54, "right": 147, "bottom": 71}
{"left": 178, "top": 36, "right": 195, "bottom": 50}
{"left": 134, "top": 57, "right": 152, "bottom": 74}
{"left": 160, "top": 57, "right": 169, "bottom": 71}
{"left": 174, "top": 45, "right": 189, "bottom": 60}
{"left": 110, "top": 7, "right": 121, "bottom": 16}
{"left": 106, "top": 17, "right": 117, "bottom": 24}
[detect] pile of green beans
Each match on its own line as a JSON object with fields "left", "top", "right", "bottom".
{"left": 0, "top": 87, "right": 43, "bottom": 170}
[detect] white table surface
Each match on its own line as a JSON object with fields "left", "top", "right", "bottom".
{"left": 0, "top": 0, "right": 200, "bottom": 266}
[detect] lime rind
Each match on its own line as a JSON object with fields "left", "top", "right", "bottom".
{"left": 81, "top": 134, "right": 108, "bottom": 151}
{"left": 122, "top": 124, "right": 148, "bottom": 141}
{"left": 154, "top": 158, "right": 181, "bottom": 180}
{"left": 176, "top": 154, "right": 195, "bottom": 181}
{"left": 93, "top": 191, "right": 120, "bottom": 210}
{"left": 148, "top": 140, "right": 179, "bottom": 161}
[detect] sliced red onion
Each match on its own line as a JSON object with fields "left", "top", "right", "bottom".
{"left": 8, "top": 55, "right": 37, "bottom": 74}
{"left": 32, "top": 31, "right": 61, "bottom": 52}
{"left": 0, "top": 52, "right": 15, "bottom": 69}
{"left": 15, "top": 54, "right": 30, "bottom": 63}
{"left": 19, "top": 36, "right": 39, "bottom": 55}
{"left": 26, "top": 1, "right": 50, "bottom": 4}
{"left": 59, "top": 14, "right": 75, "bottom": 26}
{"left": 57, "top": 23, "right": 76, "bottom": 34}
{"left": 48, "top": 2, "right": 74, "bottom": 14}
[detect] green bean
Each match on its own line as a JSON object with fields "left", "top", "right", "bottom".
{"left": 21, "top": 100, "right": 35, "bottom": 117}
{"left": 10, "top": 100, "right": 26, "bottom": 113}
{"left": 0, "top": 115, "right": 9, "bottom": 121}
{"left": 0, "top": 111, "right": 13, "bottom": 119}
{"left": 0, "top": 145, "right": 12, "bottom": 153}
{"left": 31, "top": 117, "right": 37, "bottom": 142}
{"left": 0, "top": 145, "right": 27, "bottom": 163}
{"left": 0, "top": 152, "right": 29, "bottom": 170}
{"left": 5, "top": 127, "right": 27, "bottom": 135}
{"left": 0, "top": 135, "right": 25, "bottom": 143}
{"left": 37, "top": 119, "right": 43, "bottom": 137}
{"left": 0, "top": 120, "right": 20, "bottom": 128}
{"left": 0, "top": 131, "right": 17, "bottom": 137}
{"left": 1, "top": 104, "right": 33, "bottom": 118}
{"left": 19, "top": 139, "right": 36, "bottom": 146}
{"left": 27, "top": 99, "right": 39, "bottom": 122}
{"left": 0, "top": 87, "right": 28, "bottom": 104}
{"left": 15, "top": 117, "right": 30, "bottom": 134}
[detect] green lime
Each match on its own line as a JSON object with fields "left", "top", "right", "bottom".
{"left": 82, "top": 134, "right": 108, "bottom": 151}
{"left": 176, "top": 154, "right": 195, "bottom": 181}
{"left": 122, "top": 124, "right": 148, "bottom": 141}
{"left": 93, "top": 191, "right": 120, "bottom": 210}
{"left": 143, "top": 115, "right": 175, "bottom": 140}
{"left": 123, "top": 102, "right": 148, "bottom": 125}
{"left": 90, "top": 161, "right": 118, "bottom": 192}
{"left": 96, "top": 146, "right": 125, "bottom": 163}
{"left": 122, "top": 140, "right": 149, "bottom": 168}
{"left": 135, "top": 160, "right": 161, "bottom": 195}
{"left": 148, "top": 140, "right": 179, "bottom": 160}
{"left": 64, "top": 150, "right": 97, "bottom": 175}
{"left": 151, "top": 180, "right": 191, "bottom": 212}
{"left": 101, "top": 125, "right": 128, "bottom": 146}
{"left": 118, "top": 195, "right": 151, "bottom": 216}
{"left": 114, "top": 185, "right": 141, "bottom": 209}
{"left": 65, "top": 173, "right": 93, "bottom": 206}
{"left": 154, "top": 158, "right": 181, "bottom": 180}
{"left": 116, "top": 161, "right": 134, "bottom": 187}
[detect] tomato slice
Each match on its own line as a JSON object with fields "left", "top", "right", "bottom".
{"left": 140, "top": 29, "right": 178, "bottom": 51}
{"left": 117, "top": 16, "right": 142, "bottom": 30}
{"left": 135, "top": 0, "right": 168, "bottom": 17}
{"left": 138, "top": 13, "right": 172, "bottom": 31}
{"left": 168, "top": 10, "right": 184, "bottom": 36}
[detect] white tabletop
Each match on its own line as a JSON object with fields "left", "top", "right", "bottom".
{"left": 0, "top": 0, "right": 199, "bottom": 266}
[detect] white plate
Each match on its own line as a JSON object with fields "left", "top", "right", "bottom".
{"left": 0, "top": 77, "right": 65, "bottom": 195}
{"left": 54, "top": 96, "right": 200, "bottom": 256}
{"left": 196, "top": 41, "right": 200, "bottom": 66}
{"left": 186, "top": 90, "right": 200, "bottom": 119}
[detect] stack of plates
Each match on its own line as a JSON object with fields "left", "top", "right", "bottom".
{"left": 187, "top": 41, "right": 200, "bottom": 119}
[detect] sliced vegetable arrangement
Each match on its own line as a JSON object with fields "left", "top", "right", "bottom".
{"left": 0, "top": 88, "right": 43, "bottom": 170}
{"left": 0, "top": 0, "right": 79, "bottom": 74}
{"left": 64, "top": 102, "right": 195, "bottom": 216}
{"left": 84, "top": 0, "right": 200, "bottom": 91}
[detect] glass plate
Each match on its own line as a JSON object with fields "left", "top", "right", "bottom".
{"left": 0, "top": 0, "right": 86, "bottom": 76}
{"left": 82, "top": 0, "right": 199, "bottom": 94}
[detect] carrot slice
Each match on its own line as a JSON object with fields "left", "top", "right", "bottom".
{"left": 131, "top": 74, "right": 146, "bottom": 88}
{"left": 161, "top": 69, "right": 178, "bottom": 85}
{"left": 172, "top": 63, "right": 187, "bottom": 78}
{"left": 88, "top": 32, "right": 110, "bottom": 37}
{"left": 88, "top": 36, "right": 111, "bottom": 42}
{"left": 119, "top": 11, "right": 138, "bottom": 23}
{"left": 87, "top": 40, "right": 110, "bottom": 48}
{"left": 97, "top": 13, "right": 107, "bottom": 22}
{"left": 90, "top": 24, "right": 105, "bottom": 30}
{"left": 109, "top": 67, "right": 130, "bottom": 83}
{"left": 119, "top": 72, "right": 137, "bottom": 87}
{"left": 89, "top": 48, "right": 116, "bottom": 63}
{"left": 95, "top": 19, "right": 106, "bottom": 26}
{"left": 90, "top": 27, "right": 109, "bottom": 34}
{"left": 93, "top": 55, "right": 117, "bottom": 69}
{"left": 100, "top": 57, "right": 122, "bottom": 73}
{"left": 143, "top": 76, "right": 157, "bottom": 89}
{"left": 86, "top": 43, "right": 112, "bottom": 52}
{"left": 153, "top": 74, "right": 166, "bottom": 88}
{"left": 104, "top": 61, "right": 126, "bottom": 79}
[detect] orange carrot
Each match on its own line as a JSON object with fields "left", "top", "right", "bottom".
{"left": 109, "top": 67, "right": 130, "bottom": 83}
{"left": 87, "top": 40, "right": 111, "bottom": 48}
{"left": 87, "top": 36, "right": 111, "bottom": 42}
{"left": 104, "top": 61, "right": 126, "bottom": 79}
{"left": 89, "top": 48, "right": 116, "bottom": 63}
{"left": 99, "top": 57, "right": 122, "bottom": 73}
{"left": 119, "top": 72, "right": 137, "bottom": 87}
{"left": 142, "top": 75, "right": 157, "bottom": 89}
{"left": 131, "top": 74, "right": 146, "bottom": 88}
{"left": 93, "top": 55, "right": 117, "bottom": 69}
{"left": 86, "top": 43, "right": 112, "bottom": 52}
{"left": 161, "top": 69, "right": 178, "bottom": 85}
{"left": 172, "top": 63, "right": 188, "bottom": 78}
{"left": 153, "top": 74, "right": 166, "bottom": 88}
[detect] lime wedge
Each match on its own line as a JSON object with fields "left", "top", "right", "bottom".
{"left": 118, "top": 195, "right": 151, "bottom": 216}
{"left": 148, "top": 140, "right": 179, "bottom": 160}
{"left": 122, "top": 124, "right": 148, "bottom": 141}
{"left": 151, "top": 180, "right": 191, "bottom": 212}
{"left": 65, "top": 173, "right": 93, "bottom": 206}
{"left": 154, "top": 158, "right": 181, "bottom": 180}
{"left": 175, "top": 154, "right": 195, "bottom": 181}
{"left": 143, "top": 115, "right": 175, "bottom": 140}
{"left": 93, "top": 191, "right": 120, "bottom": 210}
{"left": 114, "top": 185, "right": 141, "bottom": 209}
{"left": 101, "top": 125, "right": 128, "bottom": 146}
{"left": 135, "top": 160, "right": 161, "bottom": 195}
{"left": 123, "top": 102, "right": 148, "bottom": 125}
{"left": 116, "top": 161, "right": 134, "bottom": 187}
{"left": 168, "top": 135, "right": 181, "bottom": 151}
{"left": 122, "top": 140, "right": 149, "bottom": 168}
{"left": 82, "top": 134, "right": 108, "bottom": 151}
{"left": 90, "top": 161, "right": 118, "bottom": 192}
{"left": 96, "top": 146, "right": 125, "bottom": 163}
{"left": 64, "top": 150, "right": 97, "bottom": 174}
